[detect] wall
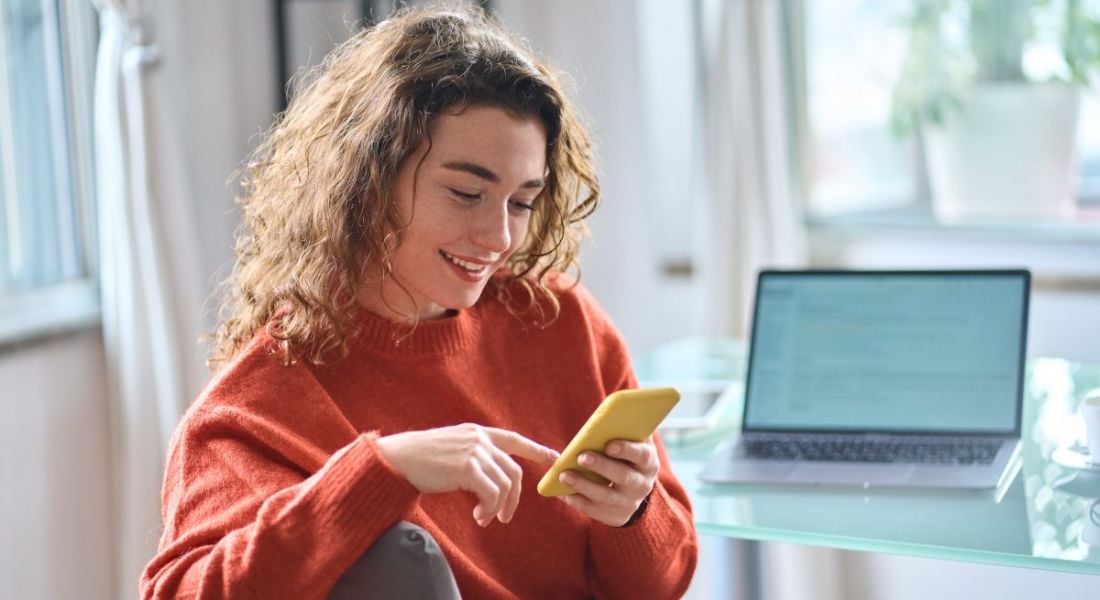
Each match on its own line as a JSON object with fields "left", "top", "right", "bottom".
{"left": 0, "top": 331, "right": 113, "bottom": 600}
{"left": 839, "top": 550, "right": 1100, "bottom": 600}
{"left": 154, "top": 0, "right": 278, "bottom": 303}
{"left": 493, "top": 0, "right": 702, "bottom": 355}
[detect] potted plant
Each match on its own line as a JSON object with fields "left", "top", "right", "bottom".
{"left": 891, "top": 0, "right": 1100, "bottom": 222}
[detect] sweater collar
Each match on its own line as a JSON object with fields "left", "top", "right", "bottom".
{"left": 351, "top": 304, "right": 479, "bottom": 356}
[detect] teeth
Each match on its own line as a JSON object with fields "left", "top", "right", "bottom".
{"left": 442, "top": 251, "right": 486, "bottom": 272}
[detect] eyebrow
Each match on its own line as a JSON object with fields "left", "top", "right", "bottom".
{"left": 441, "top": 161, "right": 545, "bottom": 189}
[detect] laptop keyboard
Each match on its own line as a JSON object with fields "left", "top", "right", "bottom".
{"left": 734, "top": 435, "right": 1002, "bottom": 465}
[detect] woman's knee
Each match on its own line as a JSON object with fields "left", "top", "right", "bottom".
{"left": 329, "top": 521, "right": 460, "bottom": 599}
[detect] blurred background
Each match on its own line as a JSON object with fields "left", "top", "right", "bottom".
{"left": 2, "top": 0, "right": 1099, "bottom": 597}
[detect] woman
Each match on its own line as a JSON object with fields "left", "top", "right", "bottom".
{"left": 141, "top": 5, "right": 698, "bottom": 599}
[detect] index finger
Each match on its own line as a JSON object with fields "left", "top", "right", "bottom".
{"left": 484, "top": 427, "right": 560, "bottom": 465}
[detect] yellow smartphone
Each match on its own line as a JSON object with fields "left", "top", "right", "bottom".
{"left": 537, "top": 387, "right": 680, "bottom": 497}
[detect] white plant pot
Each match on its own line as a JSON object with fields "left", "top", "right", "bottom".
{"left": 924, "top": 83, "right": 1080, "bottom": 222}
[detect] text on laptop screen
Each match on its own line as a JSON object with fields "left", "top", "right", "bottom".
{"left": 744, "top": 273, "right": 1027, "bottom": 433}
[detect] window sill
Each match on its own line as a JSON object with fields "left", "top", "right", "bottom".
{"left": 805, "top": 207, "right": 1100, "bottom": 292}
{"left": 806, "top": 205, "right": 1100, "bottom": 244}
{"left": 0, "top": 279, "right": 101, "bottom": 353}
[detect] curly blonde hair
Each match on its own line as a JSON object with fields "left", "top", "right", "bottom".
{"left": 210, "top": 3, "right": 600, "bottom": 368}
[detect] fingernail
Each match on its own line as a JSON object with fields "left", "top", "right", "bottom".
{"left": 560, "top": 472, "right": 572, "bottom": 483}
{"left": 607, "top": 443, "right": 621, "bottom": 456}
{"left": 579, "top": 453, "right": 593, "bottom": 465}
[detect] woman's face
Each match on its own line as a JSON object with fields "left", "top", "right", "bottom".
{"left": 358, "top": 104, "right": 548, "bottom": 321}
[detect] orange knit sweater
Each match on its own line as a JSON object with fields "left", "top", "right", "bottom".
{"left": 141, "top": 280, "right": 698, "bottom": 599}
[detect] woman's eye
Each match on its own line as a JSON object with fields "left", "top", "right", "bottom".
{"left": 509, "top": 200, "right": 535, "bottom": 212}
{"left": 450, "top": 188, "right": 481, "bottom": 201}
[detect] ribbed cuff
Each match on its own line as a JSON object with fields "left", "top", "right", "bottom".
{"left": 299, "top": 432, "right": 421, "bottom": 558}
{"left": 589, "top": 480, "right": 687, "bottom": 565}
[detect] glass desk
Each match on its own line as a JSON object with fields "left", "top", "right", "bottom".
{"left": 639, "top": 338, "right": 1100, "bottom": 576}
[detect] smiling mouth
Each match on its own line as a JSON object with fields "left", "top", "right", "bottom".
{"left": 440, "top": 250, "right": 491, "bottom": 274}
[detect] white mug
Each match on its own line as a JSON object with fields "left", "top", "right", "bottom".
{"left": 1083, "top": 390, "right": 1100, "bottom": 464}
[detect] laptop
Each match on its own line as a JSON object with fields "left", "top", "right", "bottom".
{"left": 699, "top": 269, "right": 1030, "bottom": 489}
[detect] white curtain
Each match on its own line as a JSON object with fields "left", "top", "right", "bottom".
{"left": 697, "top": 0, "right": 807, "bottom": 339}
{"left": 92, "top": 0, "right": 207, "bottom": 594}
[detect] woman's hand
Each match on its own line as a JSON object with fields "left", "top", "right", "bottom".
{"left": 557, "top": 439, "right": 659, "bottom": 527}
{"left": 377, "top": 423, "right": 559, "bottom": 527}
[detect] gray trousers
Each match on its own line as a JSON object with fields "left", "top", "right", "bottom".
{"left": 329, "top": 521, "right": 461, "bottom": 599}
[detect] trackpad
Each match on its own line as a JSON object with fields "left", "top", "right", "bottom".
{"left": 787, "top": 463, "right": 914, "bottom": 486}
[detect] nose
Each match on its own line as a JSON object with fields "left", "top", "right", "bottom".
{"left": 471, "top": 202, "right": 511, "bottom": 254}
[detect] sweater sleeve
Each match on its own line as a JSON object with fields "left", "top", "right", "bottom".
{"left": 567, "top": 284, "right": 699, "bottom": 598}
{"left": 588, "top": 433, "right": 698, "bottom": 599}
{"left": 140, "top": 366, "right": 420, "bottom": 599}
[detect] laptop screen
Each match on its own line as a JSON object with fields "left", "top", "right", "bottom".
{"left": 743, "top": 271, "right": 1029, "bottom": 435}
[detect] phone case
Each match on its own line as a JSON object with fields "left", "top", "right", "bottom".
{"left": 537, "top": 387, "right": 680, "bottom": 497}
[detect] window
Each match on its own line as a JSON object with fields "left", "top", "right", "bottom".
{"left": 0, "top": 0, "right": 98, "bottom": 344}
{"left": 791, "top": 0, "right": 1100, "bottom": 229}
